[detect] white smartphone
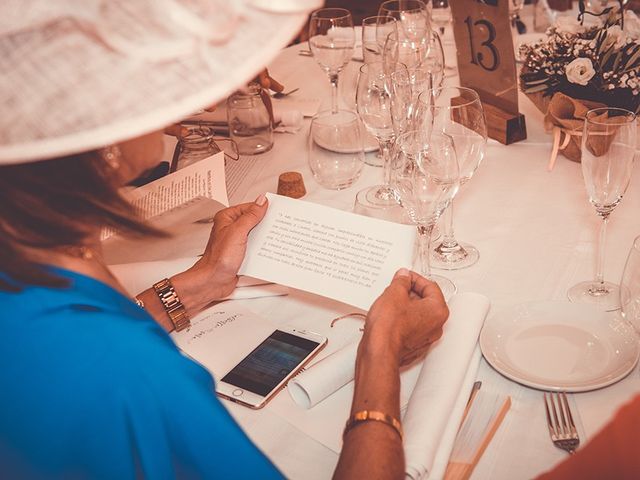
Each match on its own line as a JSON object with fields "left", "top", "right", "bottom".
{"left": 215, "top": 327, "right": 327, "bottom": 409}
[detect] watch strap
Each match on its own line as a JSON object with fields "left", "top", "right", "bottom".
{"left": 152, "top": 278, "right": 190, "bottom": 332}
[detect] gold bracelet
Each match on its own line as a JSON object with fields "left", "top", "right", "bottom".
{"left": 343, "top": 410, "right": 403, "bottom": 441}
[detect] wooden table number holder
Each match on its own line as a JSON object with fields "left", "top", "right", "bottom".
{"left": 450, "top": 0, "right": 527, "bottom": 145}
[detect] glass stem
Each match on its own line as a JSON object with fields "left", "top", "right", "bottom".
{"left": 417, "top": 224, "right": 433, "bottom": 277}
{"left": 380, "top": 139, "right": 393, "bottom": 187}
{"left": 329, "top": 73, "right": 339, "bottom": 114}
{"left": 594, "top": 215, "right": 609, "bottom": 290}
{"left": 441, "top": 200, "right": 458, "bottom": 248}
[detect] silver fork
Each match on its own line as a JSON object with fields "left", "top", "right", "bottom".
{"left": 543, "top": 392, "right": 580, "bottom": 455}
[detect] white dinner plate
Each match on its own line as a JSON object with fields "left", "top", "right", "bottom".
{"left": 480, "top": 301, "right": 640, "bottom": 392}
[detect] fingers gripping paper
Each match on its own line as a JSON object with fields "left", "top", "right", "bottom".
{"left": 403, "top": 293, "right": 490, "bottom": 480}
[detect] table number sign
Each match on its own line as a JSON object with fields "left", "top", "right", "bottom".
{"left": 450, "top": 0, "right": 527, "bottom": 144}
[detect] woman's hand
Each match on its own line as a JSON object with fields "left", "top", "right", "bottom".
{"left": 195, "top": 195, "right": 268, "bottom": 296}
{"left": 168, "top": 195, "right": 268, "bottom": 317}
{"left": 363, "top": 268, "right": 449, "bottom": 367}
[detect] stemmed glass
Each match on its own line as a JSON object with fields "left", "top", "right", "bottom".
{"left": 383, "top": 29, "right": 445, "bottom": 83}
{"left": 620, "top": 235, "right": 640, "bottom": 335}
{"left": 309, "top": 8, "right": 355, "bottom": 114}
{"left": 361, "top": 16, "right": 397, "bottom": 65}
{"left": 416, "top": 87, "right": 487, "bottom": 270}
{"left": 390, "top": 130, "right": 460, "bottom": 298}
{"left": 378, "top": 0, "right": 431, "bottom": 36}
{"left": 354, "top": 61, "right": 404, "bottom": 219}
{"left": 568, "top": 107, "right": 637, "bottom": 310}
{"left": 390, "top": 66, "right": 434, "bottom": 136}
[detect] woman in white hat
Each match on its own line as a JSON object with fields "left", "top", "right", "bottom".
{"left": 0, "top": 1, "right": 448, "bottom": 478}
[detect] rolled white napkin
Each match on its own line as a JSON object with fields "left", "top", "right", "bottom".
{"left": 403, "top": 292, "right": 490, "bottom": 480}
{"left": 289, "top": 340, "right": 360, "bottom": 409}
{"left": 109, "top": 257, "right": 289, "bottom": 300}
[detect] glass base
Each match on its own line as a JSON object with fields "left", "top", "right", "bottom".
{"left": 353, "top": 185, "right": 403, "bottom": 221}
{"left": 430, "top": 274, "right": 457, "bottom": 301}
{"left": 431, "top": 240, "right": 479, "bottom": 270}
{"left": 567, "top": 280, "right": 624, "bottom": 311}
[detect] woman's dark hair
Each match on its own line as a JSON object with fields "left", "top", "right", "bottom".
{"left": 0, "top": 151, "right": 164, "bottom": 291}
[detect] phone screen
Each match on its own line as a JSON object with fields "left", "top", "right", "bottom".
{"left": 221, "top": 330, "right": 321, "bottom": 396}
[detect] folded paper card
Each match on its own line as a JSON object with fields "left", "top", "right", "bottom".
{"left": 239, "top": 193, "right": 415, "bottom": 311}
{"left": 404, "top": 292, "right": 491, "bottom": 480}
{"left": 110, "top": 257, "right": 289, "bottom": 300}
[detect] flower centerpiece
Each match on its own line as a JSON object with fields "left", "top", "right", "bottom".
{"left": 519, "top": 1, "right": 640, "bottom": 162}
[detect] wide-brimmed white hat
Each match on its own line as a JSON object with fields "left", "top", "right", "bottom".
{"left": 0, "top": 0, "right": 320, "bottom": 164}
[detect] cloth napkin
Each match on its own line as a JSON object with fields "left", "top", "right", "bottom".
{"left": 109, "top": 257, "right": 289, "bottom": 300}
{"left": 289, "top": 340, "right": 360, "bottom": 409}
{"left": 403, "top": 292, "right": 490, "bottom": 480}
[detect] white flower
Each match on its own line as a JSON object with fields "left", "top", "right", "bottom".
{"left": 565, "top": 58, "right": 596, "bottom": 86}
{"left": 624, "top": 11, "right": 640, "bottom": 40}
{"left": 604, "top": 25, "right": 626, "bottom": 48}
{"left": 554, "top": 16, "right": 585, "bottom": 34}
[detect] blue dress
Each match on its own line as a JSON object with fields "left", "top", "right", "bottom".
{"left": 0, "top": 268, "right": 283, "bottom": 479}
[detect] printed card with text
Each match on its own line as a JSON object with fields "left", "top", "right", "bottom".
{"left": 239, "top": 193, "right": 416, "bottom": 311}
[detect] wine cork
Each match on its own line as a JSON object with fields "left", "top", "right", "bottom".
{"left": 277, "top": 171, "right": 306, "bottom": 199}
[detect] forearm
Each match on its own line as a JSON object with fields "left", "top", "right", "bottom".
{"left": 333, "top": 328, "right": 405, "bottom": 480}
{"left": 135, "top": 267, "right": 228, "bottom": 332}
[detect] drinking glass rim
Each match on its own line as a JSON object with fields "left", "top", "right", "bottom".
{"left": 362, "top": 15, "right": 398, "bottom": 26}
{"left": 379, "top": 0, "right": 428, "bottom": 15}
{"left": 311, "top": 7, "right": 352, "bottom": 21}
{"left": 417, "top": 86, "right": 481, "bottom": 109}
{"left": 585, "top": 107, "right": 637, "bottom": 126}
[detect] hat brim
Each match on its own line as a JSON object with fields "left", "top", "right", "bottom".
{"left": 0, "top": 4, "right": 312, "bottom": 164}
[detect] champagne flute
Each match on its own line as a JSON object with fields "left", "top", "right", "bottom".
{"left": 390, "top": 130, "right": 460, "bottom": 298}
{"left": 390, "top": 65, "right": 434, "bottom": 136}
{"left": 416, "top": 87, "right": 487, "bottom": 270}
{"left": 620, "top": 235, "right": 640, "bottom": 335}
{"left": 354, "top": 61, "right": 404, "bottom": 219}
{"left": 309, "top": 8, "right": 355, "bottom": 114}
{"left": 568, "top": 107, "right": 637, "bottom": 310}
{"left": 382, "top": 28, "right": 444, "bottom": 85}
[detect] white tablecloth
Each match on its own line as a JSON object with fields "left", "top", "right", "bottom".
{"left": 104, "top": 35, "right": 640, "bottom": 480}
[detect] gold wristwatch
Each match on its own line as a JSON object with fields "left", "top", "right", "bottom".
{"left": 152, "top": 278, "right": 190, "bottom": 332}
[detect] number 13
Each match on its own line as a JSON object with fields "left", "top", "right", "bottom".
{"left": 464, "top": 16, "right": 500, "bottom": 71}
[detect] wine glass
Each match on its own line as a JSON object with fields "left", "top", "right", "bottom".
{"left": 620, "top": 235, "right": 640, "bottom": 335}
{"left": 354, "top": 61, "right": 404, "bottom": 219}
{"left": 416, "top": 87, "right": 487, "bottom": 270}
{"left": 390, "top": 130, "right": 460, "bottom": 298}
{"left": 378, "top": 0, "right": 431, "bottom": 38}
{"left": 361, "top": 15, "right": 397, "bottom": 65}
{"left": 568, "top": 107, "right": 637, "bottom": 310}
{"left": 309, "top": 8, "right": 355, "bottom": 114}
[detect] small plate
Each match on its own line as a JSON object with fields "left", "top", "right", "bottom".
{"left": 480, "top": 301, "right": 640, "bottom": 392}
